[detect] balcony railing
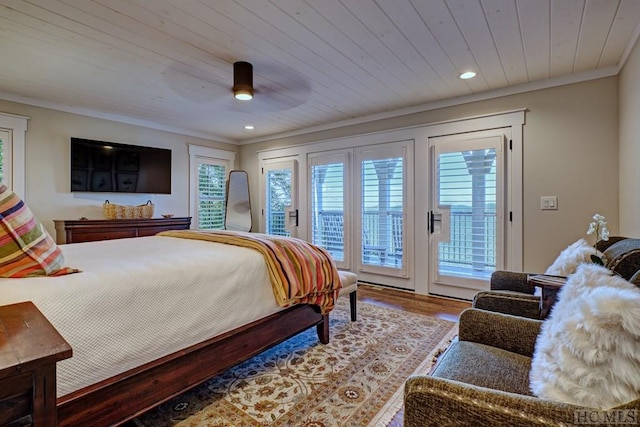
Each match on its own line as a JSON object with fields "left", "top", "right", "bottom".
{"left": 267, "top": 211, "right": 288, "bottom": 236}
{"left": 440, "top": 211, "right": 497, "bottom": 268}
{"left": 270, "top": 210, "right": 497, "bottom": 271}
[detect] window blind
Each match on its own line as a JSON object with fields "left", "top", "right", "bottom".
{"left": 197, "top": 162, "right": 226, "bottom": 230}
{"left": 0, "top": 135, "right": 4, "bottom": 183}
{"left": 311, "top": 162, "right": 345, "bottom": 261}
{"left": 437, "top": 149, "right": 497, "bottom": 269}
{"left": 361, "top": 157, "right": 404, "bottom": 268}
{"left": 265, "top": 169, "right": 292, "bottom": 237}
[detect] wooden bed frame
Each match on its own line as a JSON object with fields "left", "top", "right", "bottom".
{"left": 56, "top": 304, "right": 329, "bottom": 426}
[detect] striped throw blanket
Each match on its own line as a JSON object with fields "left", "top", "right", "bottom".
{"left": 158, "top": 230, "right": 342, "bottom": 314}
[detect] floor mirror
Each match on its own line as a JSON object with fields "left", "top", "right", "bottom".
{"left": 224, "top": 170, "right": 252, "bottom": 232}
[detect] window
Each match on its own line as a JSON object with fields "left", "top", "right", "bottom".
{"left": 197, "top": 159, "right": 227, "bottom": 229}
{"left": 356, "top": 142, "right": 410, "bottom": 276}
{"left": 436, "top": 148, "right": 498, "bottom": 279}
{"left": 309, "top": 151, "right": 349, "bottom": 269}
{"left": 188, "top": 145, "right": 235, "bottom": 230}
{"left": 0, "top": 129, "right": 7, "bottom": 184}
{"left": 0, "top": 112, "right": 27, "bottom": 196}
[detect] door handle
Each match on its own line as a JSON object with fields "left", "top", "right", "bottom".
{"left": 288, "top": 209, "right": 299, "bottom": 227}
{"left": 430, "top": 211, "right": 435, "bottom": 234}
{"left": 430, "top": 211, "right": 444, "bottom": 234}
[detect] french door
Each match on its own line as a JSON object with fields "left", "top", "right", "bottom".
{"left": 261, "top": 159, "right": 298, "bottom": 237}
{"left": 355, "top": 141, "right": 412, "bottom": 288}
{"left": 429, "top": 133, "right": 506, "bottom": 298}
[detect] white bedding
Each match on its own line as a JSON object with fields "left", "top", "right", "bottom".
{"left": 0, "top": 235, "right": 282, "bottom": 397}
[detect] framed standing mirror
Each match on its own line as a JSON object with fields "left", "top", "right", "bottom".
{"left": 225, "top": 170, "right": 252, "bottom": 231}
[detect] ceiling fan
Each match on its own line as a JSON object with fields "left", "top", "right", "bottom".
{"left": 162, "top": 60, "right": 312, "bottom": 113}
{"left": 228, "top": 60, "right": 312, "bottom": 113}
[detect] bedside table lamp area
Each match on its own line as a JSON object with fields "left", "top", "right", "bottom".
{"left": 0, "top": 301, "right": 72, "bottom": 427}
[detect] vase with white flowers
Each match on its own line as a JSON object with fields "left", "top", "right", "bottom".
{"left": 586, "top": 213, "right": 609, "bottom": 265}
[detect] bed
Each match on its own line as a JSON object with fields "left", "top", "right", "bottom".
{"left": 0, "top": 232, "right": 340, "bottom": 426}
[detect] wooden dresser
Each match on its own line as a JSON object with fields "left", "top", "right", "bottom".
{"left": 53, "top": 217, "right": 192, "bottom": 244}
{"left": 0, "top": 301, "right": 72, "bottom": 427}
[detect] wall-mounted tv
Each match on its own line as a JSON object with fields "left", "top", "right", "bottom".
{"left": 71, "top": 138, "right": 172, "bottom": 194}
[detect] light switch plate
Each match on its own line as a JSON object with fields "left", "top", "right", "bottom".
{"left": 541, "top": 196, "right": 558, "bottom": 210}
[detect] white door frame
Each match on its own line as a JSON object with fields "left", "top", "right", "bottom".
{"left": 414, "top": 110, "right": 524, "bottom": 298}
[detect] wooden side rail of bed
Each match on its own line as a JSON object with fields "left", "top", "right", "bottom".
{"left": 57, "top": 304, "right": 329, "bottom": 426}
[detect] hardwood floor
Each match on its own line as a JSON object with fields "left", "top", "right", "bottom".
{"left": 357, "top": 283, "right": 470, "bottom": 427}
{"left": 119, "top": 284, "right": 470, "bottom": 427}
{"left": 357, "top": 282, "right": 471, "bottom": 321}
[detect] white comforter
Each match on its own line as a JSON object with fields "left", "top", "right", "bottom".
{"left": 0, "top": 235, "right": 281, "bottom": 397}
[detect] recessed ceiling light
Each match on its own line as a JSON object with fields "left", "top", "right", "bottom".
{"left": 244, "top": 125, "right": 255, "bottom": 130}
{"left": 459, "top": 71, "right": 477, "bottom": 80}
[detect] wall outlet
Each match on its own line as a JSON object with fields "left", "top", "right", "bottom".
{"left": 540, "top": 196, "right": 558, "bottom": 210}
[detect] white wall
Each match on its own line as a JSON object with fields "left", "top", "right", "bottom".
{"left": 619, "top": 38, "right": 640, "bottom": 237}
{"left": 0, "top": 75, "right": 621, "bottom": 275}
{"left": 240, "top": 77, "right": 619, "bottom": 273}
{"left": 0, "top": 99, "right": 237, "bottom": 238}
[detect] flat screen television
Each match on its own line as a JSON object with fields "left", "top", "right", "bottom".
{"left": 70, "top": 138, "right": 172, "bottom": 194}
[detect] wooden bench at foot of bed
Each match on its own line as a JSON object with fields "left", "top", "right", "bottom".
{"left": 57, "top": 303, "right": 329, "bottom": 427}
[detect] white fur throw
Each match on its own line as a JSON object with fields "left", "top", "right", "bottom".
{"left": 530, "top": 264, "right": 640, "bottom": 409}
{"left": 545, "top": 238, "right": 601, "bottom": 276}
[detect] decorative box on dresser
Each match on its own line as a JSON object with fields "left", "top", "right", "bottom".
{"left": 53, "top": 217, "right": 192, "bottom": 244}
{"left": 0, "top": 301, "right": 72, "bottom": 427}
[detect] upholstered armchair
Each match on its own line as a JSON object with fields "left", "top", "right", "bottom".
{"left": 473, "top": 236, "right": 640, "bottom": 319}
{"left": 472, "top": 271, "right": 540, "bottom": 318}
{"left": 404, "top": 308, "right": 640, "bottom": 427}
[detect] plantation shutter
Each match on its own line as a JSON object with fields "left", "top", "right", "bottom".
{"left": 309, "top": 151, "right": 349, "bottom": 269}
{"left": 0, "top": 132, "right": 4, "bottom": 183}
{"left": 264, "top": 168, "right": 292, "bottom": 237}
{"left": 197, "top": 158, "right": 228, "bottom": 230}
{"left": 358, "top": 143, "right": 407, "bottom": 275}
{"left": 0, "top": 129, "right": 9, "bottom": 188}
{"left": 435, "top": 147, "right": 498, "bottom": 277}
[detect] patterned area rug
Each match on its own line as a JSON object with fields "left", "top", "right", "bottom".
{"left": 134, "top": 298, "right": 457, "bottom": 427}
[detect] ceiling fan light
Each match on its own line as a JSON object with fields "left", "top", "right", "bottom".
{"left": 234, "top": 91, "right": 253, "bottom": 101}
{"left": 233, "top": 61, "right": 254, "bottom": 101}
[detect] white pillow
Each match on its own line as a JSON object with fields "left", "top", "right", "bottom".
{"left": 530, "top": 263, "right": 640, "bottom": 409}
{"left": 544, "top": 238, "right": 601, "bottom": 276}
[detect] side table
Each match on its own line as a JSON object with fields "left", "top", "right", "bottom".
{"left": 527, "top": 274, "right": 567, "bottom": 319}
{"left": 0, "top": 301, "right": 72, "bottom": 426}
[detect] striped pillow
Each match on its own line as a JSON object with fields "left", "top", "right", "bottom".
{"left": 0, "top": 185, "right": 79, "bottom": 277}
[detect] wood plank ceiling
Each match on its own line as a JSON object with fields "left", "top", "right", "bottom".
{"left": 0, "top": 0, "right": 638, "bottom": 143}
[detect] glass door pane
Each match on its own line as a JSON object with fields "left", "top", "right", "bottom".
{"left": 361, "top": 157, "right": 404, "bottom": 269}
{"left": 437, "top": 149, "right": 496, "bottom": 279}
{"left": 263, "top": 159, "right": 297, "bottom": 237}
{"left": 311, "top": 162, "right": 345, "bottom": 262}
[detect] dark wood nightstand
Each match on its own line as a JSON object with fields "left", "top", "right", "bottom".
{"left": 0, "top": 301, "right": 72, "bottom": 427}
